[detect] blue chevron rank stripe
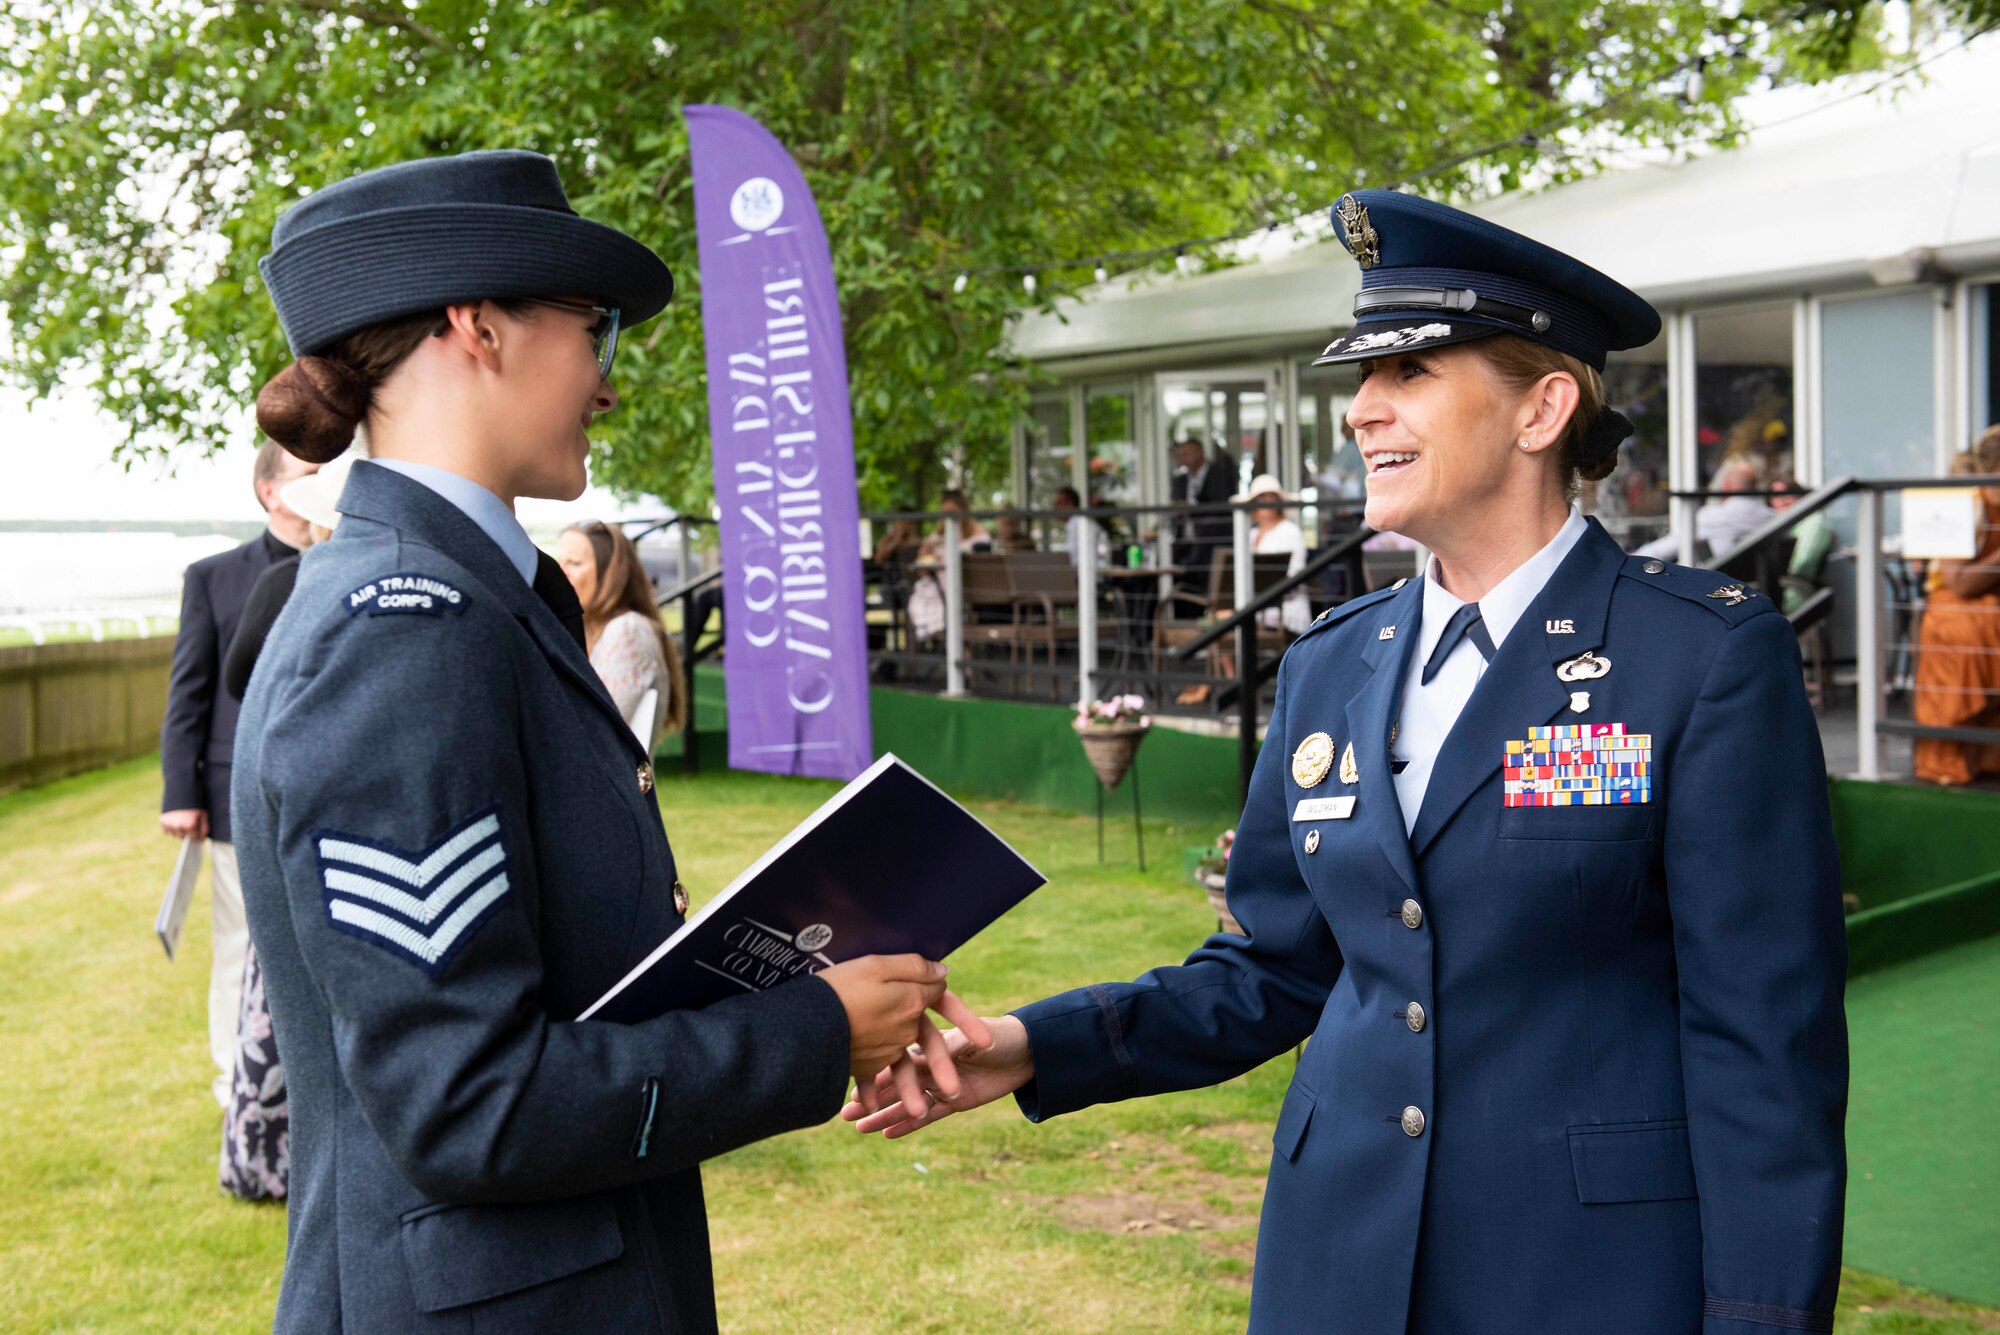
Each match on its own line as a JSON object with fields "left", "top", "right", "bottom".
{"left": 311, "top": 807, "right": 512, "bottom": 975}
{"left": 1503, "top": 723, "right": 1653, "bottom": 808}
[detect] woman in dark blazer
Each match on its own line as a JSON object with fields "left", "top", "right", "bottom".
{"left": 232, "top": 150, "right": 982, "bottom": 1335}
{"left": 850, "top": 192, "right": 1848, "bottom": 1335}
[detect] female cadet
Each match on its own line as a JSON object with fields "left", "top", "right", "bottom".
{"left": 848, "top": 191, "right": 1849, "bottom": 1335}
{"left": 232, "top": 150, "right": 983, "bottom": 1335}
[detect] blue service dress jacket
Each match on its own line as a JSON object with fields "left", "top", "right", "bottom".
{"left": 1015, "top": 519, "right": 1848, "bottom": 1335}
{"left": 232, "top": 462, "right": 853, "bottom": 1334}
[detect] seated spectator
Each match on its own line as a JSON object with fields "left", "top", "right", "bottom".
{"left": 908, "top": 491, "right": 992, "bottom": 641}
{"left": 994, "top": 509, "right": 1037, "bottom": 553}
{"left": 556, "top": 521, "right": 686, "bottom": 751}
{"left": 1053, "top": 486, "right": 1109, "bottom": 567}
{"left": 1912, "top": 431, "right": 2000, "bottom": 786}
{"left": 1768, "top": 475, "right": 1835, "bottom": 614}
{"left": 1241, "top": 474, "right": 1310, "bottom": 635}
{"left": 872, "top": 517, "right": 921, "bottom": 566}
{"left": 1636, "top": 460, "right": 1773, "bottom": 561}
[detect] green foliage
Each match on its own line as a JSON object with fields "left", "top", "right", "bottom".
{"left": 0, "top": 0, "right": 1902, "bottom": 508}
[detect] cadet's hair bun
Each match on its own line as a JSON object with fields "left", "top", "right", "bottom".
{"left": 255, "top": 355, "right": 369, "bottom": 463}
{"left": 1573, "top": 407, "right": 1633, "bottom": 483}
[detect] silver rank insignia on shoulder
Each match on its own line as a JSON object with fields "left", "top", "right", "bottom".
{"left": 1569, "top": 691, "right": 1591, "bottom": 713}
{"left": 638, "top": 762, "right": 655, "bottom": 794}
{"left": 1556, "top": 650, "right": 1611, "bottom": 683}
{"left": 1706, "top": 583, "right": 1754, "bottom": 607}
{"left": 1378, "top": 625, "right": 1396, "bottom": 641}
{"left": 1339, "top": 741, "right": 1359, "bottom": 785}
{"left": 1546, "top": 618, "right": 1575, "bottom": 634}
{"left": 673, "top": 880, "right": 689, "bottom": 915}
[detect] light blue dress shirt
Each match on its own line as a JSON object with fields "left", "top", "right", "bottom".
{"left": 1390, "top": 505, "right": 1588, "bottom": 834}
{"left": 368, "top": 458, "right": 539, "bottom": 587}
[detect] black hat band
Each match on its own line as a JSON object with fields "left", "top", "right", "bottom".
{"left": 1355, "top": 286, "right": 1553, "bottom": 335}
{"left": 1362, "top": 265, "right": 1615, "bottom": 369}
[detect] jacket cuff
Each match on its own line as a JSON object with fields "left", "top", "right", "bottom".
{"left": 160, "top": 769, "right": 207, "bottom": 814}
{"left": 1704, "top": 1297, "right": 1834, "bottom": 1334}
{"left": 1010, "top": 985, "right": 1131, "bottom": 1123}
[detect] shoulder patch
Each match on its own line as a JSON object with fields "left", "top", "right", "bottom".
{"left": 344, "top": 571, "right": 470, "bottom": 618}
{"left": 1618, "top": 555, "right": 1776, "bottom": 625}
{"left": 311, "top": 807, "right": 511, "bottom": 976}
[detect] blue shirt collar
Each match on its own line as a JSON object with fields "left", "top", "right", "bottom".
{"left": 1418, "top": 505, "right": 1587, "bottom": 660}
{"left": 367, "top": 458, "right": 539, "bottom": 586}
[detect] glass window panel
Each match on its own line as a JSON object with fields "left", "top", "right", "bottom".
{"left": 1593, "top": 329, "right": 1671, "bottom": 551}
{"left": 1296, "top": 359, "right": 1364, "bottom": 547}
{"left": 1822, "top": 288, "right": 1937, "bottom": 502}
{"left": 1694, "top": 303, "right": 1795, "bottom": 489}
{"left": 1023, "top": 395, "right": 1073, "bottom": 515}
{"left": 1164, "top": 379, "right": 1267, "bottom": 496}
{"left": 1972, "top": 282, "right": 1997, "bottom": 442}
{"left": 1084, "top": 385, "right": 1139, "bottom": 506}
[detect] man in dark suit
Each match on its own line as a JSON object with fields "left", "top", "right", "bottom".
{"left": 160, "top": 437, "right": 317, "bottom": 1108}
{"left": 1168, "top": 437, "right": 1235, "bottom": 586}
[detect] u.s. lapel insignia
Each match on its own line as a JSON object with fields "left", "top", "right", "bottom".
{"left": 1569, "top": 691, "right": 1590, "bottom": 713}
{"left": 1336, "top": 194, "right": 1381, "bottom": 269}
{"left": 1338, "top": 741, "right": 1359, "bottom": 785}
{"left": 1556, "top": 650, "right": 1611, "bottom": 683}
{"left": 1292, "top": 732, "right": 1335, "bottom": 788}
{"left": 1378, "top": 625, "right": 1396, "bottom": 641}
{"left": 1706, "top": 583, "right": 1754, "bottom": 607}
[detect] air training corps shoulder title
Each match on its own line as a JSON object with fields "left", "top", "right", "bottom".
{"left": 344, "top": 572, "right": 470, "bottom": 618}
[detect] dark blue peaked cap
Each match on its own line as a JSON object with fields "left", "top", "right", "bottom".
{"left": 1312, "top": 189, "right": 1659, "bottom": 372}
{"left": 260, "top": 150, "right": 674, "bottom": 356}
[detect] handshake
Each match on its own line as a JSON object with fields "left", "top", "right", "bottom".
{"left": 815, "top": 954, "right": 1032, "bottom": 1139}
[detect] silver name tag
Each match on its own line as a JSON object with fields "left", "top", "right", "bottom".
{"left": 1293, "top": 796, "right": 1356, "bottom": 822}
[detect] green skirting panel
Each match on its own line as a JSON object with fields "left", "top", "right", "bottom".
{"left": 1830, "top": 778, "right": 2000, "bottom": 975}
{"left": 1843, "top": 935, "right": 2000, "bottom": 1304}
{"left": 671, "top": 669, "right": 1244, "bottom": 828}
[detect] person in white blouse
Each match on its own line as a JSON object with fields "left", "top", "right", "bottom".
{"left": 1237, "top": 473, "right": 1312, "bottom": 636}
{"left": 555, "top": 520, "right": 686, "bottom": 751}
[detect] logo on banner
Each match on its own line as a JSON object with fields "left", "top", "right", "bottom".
{"left": 730, "top": 177, "right": 785, "bottom": 232}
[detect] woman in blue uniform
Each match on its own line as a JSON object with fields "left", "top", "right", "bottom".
{"left": 232, "top": 150, "right": 983, "bottom": 1335}
{"left": 850, "top": 191, "right": 1848, "bottom": 1335}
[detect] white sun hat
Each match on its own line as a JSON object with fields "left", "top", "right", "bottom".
{"left": 1231, "top": 472, "right": 1293, "bottom": 503}
{"left": 279, "top": 449, "right": 359, "bottom": 531}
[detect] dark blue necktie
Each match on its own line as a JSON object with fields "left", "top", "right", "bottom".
{"left": 1422, "top": 603, "right": 1496, "bottom": 684}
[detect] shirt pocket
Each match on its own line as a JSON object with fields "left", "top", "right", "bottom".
{"left": 1565, "top": 1118, "right": 1698, "bottom": 1204}
{"left": 1499, "top": 802, "right": 1656, "bottom": 843}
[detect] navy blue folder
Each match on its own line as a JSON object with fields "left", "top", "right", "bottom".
{"left": 581, "top": 754, "right": 1047, "bottom": 1024}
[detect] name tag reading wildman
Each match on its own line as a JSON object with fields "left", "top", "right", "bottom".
{"left": 1293, "top": 796, "right": 1356, "bottom": 822}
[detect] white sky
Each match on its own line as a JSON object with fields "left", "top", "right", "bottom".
{"left": 0, "top": 382, "right": 650, "bottom": 530}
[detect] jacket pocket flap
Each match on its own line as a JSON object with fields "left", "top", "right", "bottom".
{"left": 1566, "top": 1120, "right": 1697, "bottom": 1204}
{"left": 400, "top": 1193, "right": 625, "bottom": 1313}
{"left": 1273, "top": 1083, "right": 1317, "bottom": 1163}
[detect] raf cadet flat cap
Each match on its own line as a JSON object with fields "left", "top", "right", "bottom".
{"left": 1312, "top": 189, "right": 1659, "bottom": 372}
{"left": 260, "top": 150, "right": 674, "bottom": 356}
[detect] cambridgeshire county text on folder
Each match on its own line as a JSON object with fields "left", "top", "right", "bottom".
{"left": 581, "top": 753, "right": 1046, "bottom": 1024}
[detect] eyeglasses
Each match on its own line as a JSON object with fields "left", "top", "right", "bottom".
{"left": 520, "top": 297, "right": 622, "bottom": 380}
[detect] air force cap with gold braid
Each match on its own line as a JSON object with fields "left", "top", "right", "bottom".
{"left": 1313, "top": 190, "right": 1661, "bottom": 372}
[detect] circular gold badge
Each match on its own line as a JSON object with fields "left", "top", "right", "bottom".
{"left": 1292, "top": 732, "right": 1335, "bottom": 788}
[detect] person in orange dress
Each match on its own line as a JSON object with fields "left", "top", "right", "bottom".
{"left": 1912, "top": 429, "right": 2000, "bottom": 785}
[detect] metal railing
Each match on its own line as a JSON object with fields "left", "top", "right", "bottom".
{"left": 1849, "top": 475, "right": 2000, "bottom": 783}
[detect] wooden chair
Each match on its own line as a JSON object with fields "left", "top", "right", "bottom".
{"left": 1154, "top": 549, "right": 1293, "bottom": 686}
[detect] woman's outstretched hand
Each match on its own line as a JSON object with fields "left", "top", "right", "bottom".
{"left": 840, "top": 1013, "right": 1033, "bottom": 1139}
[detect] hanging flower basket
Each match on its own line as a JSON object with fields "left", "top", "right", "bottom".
{"left": 1074, "top": 693, "right": 1150, "bottom": 790}
{"left": 1076, "top": 719, "right": 1149, "bottom": 789}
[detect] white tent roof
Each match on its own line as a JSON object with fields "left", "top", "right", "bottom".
{"left": 1008, "top": 36, "right": 2000, "bottom": 368}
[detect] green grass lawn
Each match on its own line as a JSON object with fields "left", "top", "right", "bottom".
{"left": 1, "top": 758, "right": 1995, "bottom": 1333}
